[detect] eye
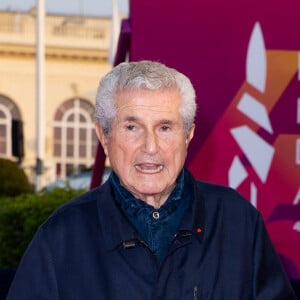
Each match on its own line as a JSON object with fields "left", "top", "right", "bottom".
{"left": 126, "top": 124, "right": 136, "bottom": 131}
{"left": 160, "top": 125, "right": 171, "bottom": 131}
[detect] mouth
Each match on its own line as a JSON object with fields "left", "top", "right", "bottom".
{"left": 135, "top": 163, "right": 163, "bottom": 174}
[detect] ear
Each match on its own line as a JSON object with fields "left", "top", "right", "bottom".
{"left": 186, "top": 124, "right": 195, "bottom": 147}
{"left": 95, "top": 123, "right": 108, "bottom": 155}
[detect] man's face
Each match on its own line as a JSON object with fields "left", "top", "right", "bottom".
{"left": 96, "top": 89, "right": 194, "bottom": 206}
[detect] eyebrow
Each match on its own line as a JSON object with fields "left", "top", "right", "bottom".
{"left": 160, "top": 120, "right": 173, "bottom": 125}
{"left": 124, "top": 116, "right": 139, "bottom": 122}
{"left": 124, "top": 116, "right": 174, "bottom": 125}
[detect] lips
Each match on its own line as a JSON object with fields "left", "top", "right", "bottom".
{"left": 135, "top": 164, "right": 163, "bottom": 174}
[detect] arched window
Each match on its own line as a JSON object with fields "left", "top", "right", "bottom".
{"left": 0, "top": 95, "right": 22, "bottom": 157}
{"left": 53, "top": 98, "right": 98, "bottom": 178}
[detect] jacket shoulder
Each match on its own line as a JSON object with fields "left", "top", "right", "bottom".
{"left": 41, "top": 181, "right": 113, "bottom": 229}
{"left": 194, "top": 179, "right": 257, "bottom": 214}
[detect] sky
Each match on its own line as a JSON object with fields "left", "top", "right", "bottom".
{"left": 0, "top": 0, "right": 129, "bottom": 17}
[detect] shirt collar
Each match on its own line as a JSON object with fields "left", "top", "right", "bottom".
{"left": 109, "top": 169, "right": 185, "bottom": 216}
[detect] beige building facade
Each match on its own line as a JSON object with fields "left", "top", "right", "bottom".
{"left": 0, "top": 9, "right": 113, "bottom": 188}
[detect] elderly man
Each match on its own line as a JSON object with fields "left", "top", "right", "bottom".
{"left": 7, "top": 61, "right": 296, "bottom": 299}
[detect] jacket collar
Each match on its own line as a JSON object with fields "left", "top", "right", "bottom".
{"left": 178, "top": 169, "right": 205, "bottom": 242}
{"left": 96, "top": 181, "right": 137, "bottom": 251}
{"left": 96, "top": 168, "right": 205, "bottom": 251}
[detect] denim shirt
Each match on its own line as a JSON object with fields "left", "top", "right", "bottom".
{"left": 110, "top": 169, "right": 191, "bottom": 262}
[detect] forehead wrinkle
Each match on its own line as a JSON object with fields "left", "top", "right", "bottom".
{"left": 118, "top": 102, "right": 172, "bottom": 111}
{"left": 118, "top": 105, "right": 173, "bottom": 121}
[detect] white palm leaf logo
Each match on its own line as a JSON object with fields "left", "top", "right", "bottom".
{"left": 228, "top": 22, "right": 275, "bottom": 207}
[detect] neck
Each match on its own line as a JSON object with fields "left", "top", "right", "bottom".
{"left": 134, "top": 188, "right": 175, "bottom": 209}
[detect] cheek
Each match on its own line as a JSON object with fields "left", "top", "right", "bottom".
{"left": 162, "top": 146, "right": 187, "bottom": 171}
{"left": 164, "top": 138, "right": 187, "bottom": 154}
{"left": 107, "top": 140, "right": 134, "bottom": 167}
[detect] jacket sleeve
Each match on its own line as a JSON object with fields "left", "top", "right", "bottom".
{"left": 252, "top": 213, "right": 297, "bottom": 299}
{"left": 6, "top": 227, "right": 59, "bottom": 300}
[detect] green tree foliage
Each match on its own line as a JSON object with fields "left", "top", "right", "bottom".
{"left": 0, "top": 188, "right": 86, "bottom": 268}
{"left": 0, "top": 158, "right": 33, "bottom": 197}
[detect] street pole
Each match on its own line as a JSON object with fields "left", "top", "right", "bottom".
{"left": 35, "top": 0, "right": 45, "bottom": 191}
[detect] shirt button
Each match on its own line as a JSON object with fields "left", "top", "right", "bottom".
{"left": 152, "top": 211, "right": 160, "bottom": 220}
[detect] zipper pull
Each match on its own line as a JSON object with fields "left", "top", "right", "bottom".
{"left": 123, "top": 239, "right": 136, "bottom": 249}
{"left": 193, "top": 285, "right": 198, "bottom": 300}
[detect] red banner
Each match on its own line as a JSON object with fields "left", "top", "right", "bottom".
{"left": 116, "top": 0, "right": 300, "bottom": 279}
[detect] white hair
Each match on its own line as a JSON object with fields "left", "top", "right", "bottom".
{"left": 95, "top": 60, "right": 197, "bottom": 136}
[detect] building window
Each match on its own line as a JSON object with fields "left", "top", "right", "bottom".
{"left": 53, "top": 98, "right": 98, "bottom": 178}
{"left": 0, "top": 95, "right": 22, "bottom": 157}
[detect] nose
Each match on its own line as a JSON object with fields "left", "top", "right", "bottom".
{"left": 143, "top": 130, "right": 159, "bottom": 154}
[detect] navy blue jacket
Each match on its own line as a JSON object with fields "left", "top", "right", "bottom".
{"left": 7, "top": 171, "right": 296, "bottom": 299}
